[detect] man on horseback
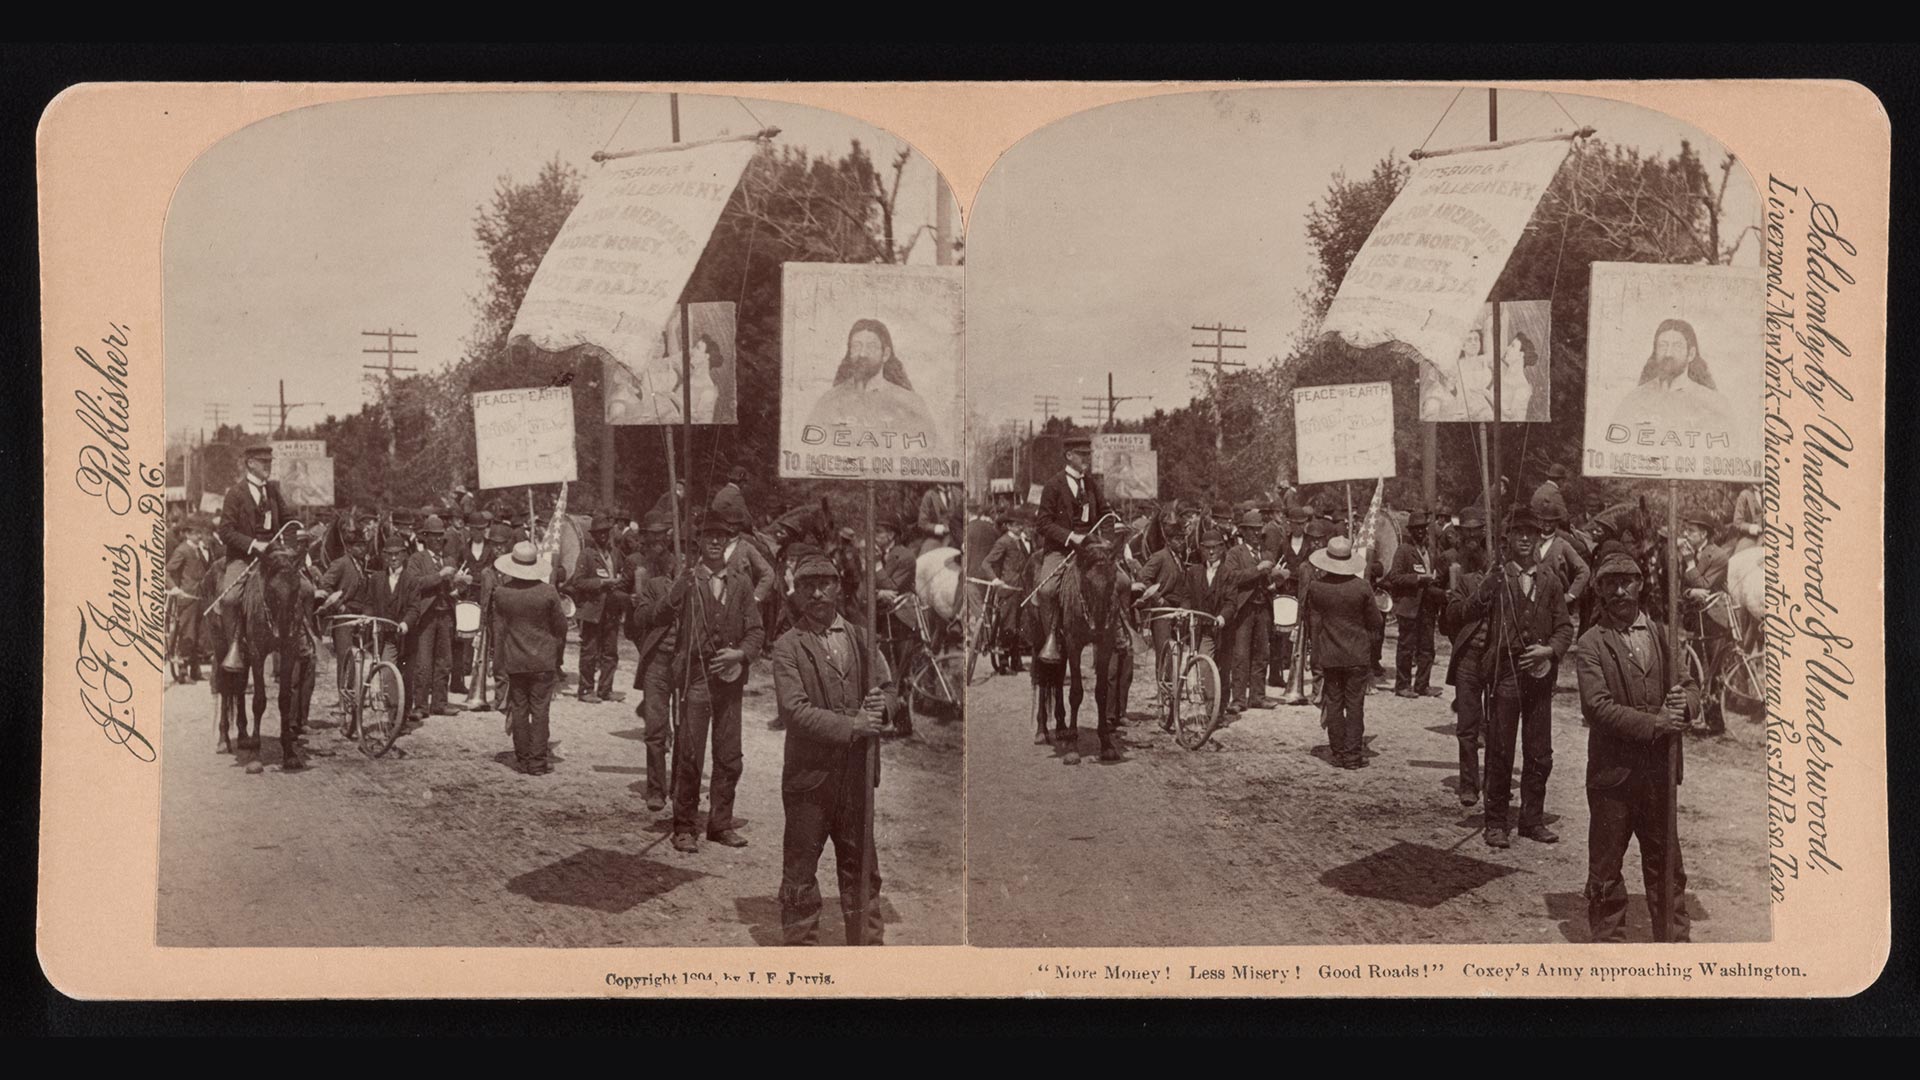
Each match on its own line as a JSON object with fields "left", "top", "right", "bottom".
{"left": 212, "top": 441, "right": 291, "bottom": 754}
{"left": 1034, "top": 433, "right": 1107, "bottom": 664}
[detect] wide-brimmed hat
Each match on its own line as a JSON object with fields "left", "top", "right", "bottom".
{"left": 1406, "top": 510, "right": 1430, "bottom": 529}
{"left": 1530, "top": 490, "right": 1569, "bottom": 524}
{"left": 1456, "top": 505, "right": 1487, "bottom": 530}
{"left": 494, "top": 541, "right": 552, "bottom": 582}
{"left": 1310, "top": 536, "right": 1366, "bottom": 575}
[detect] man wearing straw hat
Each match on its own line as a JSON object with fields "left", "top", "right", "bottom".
{"left": 491, "top": 540, "right": 568, "bottom": 775}
{"left": 773, "top": 550, "right": 892, "bottom": 945}
{"left": 1575, "top": 541, "right": 1696, "bottom": 941}
{"left": 1305, "top": 536, "right": 1383, "bottom": 769}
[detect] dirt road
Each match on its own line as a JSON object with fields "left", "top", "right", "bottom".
{"left": 157, "top": 641, "right": 963, "bottom": 947}
{"left": 966, "top": 634, "right": 1771, "bottom": 947}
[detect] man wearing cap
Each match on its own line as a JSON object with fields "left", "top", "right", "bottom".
{"left": 772, "top": 550, "right": 893, "bottom": 945}
{"left": 1461, "top": 506, "right": 1575, "bottom": 848}
{"left": 1532, "top": 489, "right": 1592, "bottom": 617}
{"left": 561, "top": 513, "right": 629, "bottom": 705}
{"left": 491, "top": 541, "right": 569, "bottom": 774}
{"left": 166, "top": 516, "right": 215, "bottom": 683}
{"left": 1223, "top": 509, "right": 1278, "bottom": 712}
{"left": 626, "top": 512, "right": 680, "bottom": 806}
{"left": 1035, "top": 434, "right": 1108, "bottom": 662}
{"left": 1135, "top": 512, "right": 1187, "bottom": 689}
{"left": 719, "top": 501, "right": 777, "bottom": 613}
{"left": 1533, "top": 463, "right": 1573, "bottom": 512}
{"left": 653, "top": 515, "right": 765, "bottom": 853}
{"left": 1306, "top": 536, "right": 1384, "bottom": 769}
{"left": 447, "top": 511, "right": 496, "bottom": 698}
{"left": 317, "top": 524, "right": 375, "bottom": 709}
{"left": 1575, "top": 542, "right": 1697, "bottom": 941}
{"left": 1385, "top": 510, "right": 1447, "bottom": 698}
{"left": 1442, "top": 505, "right": 1493, "bottom": 806}
{"left": 984, "top": 507, "right": 1036, "bottom": 674}
{"left": 400, "top": 514, "right": 470, "bottom": 720}
{"left": 214, "top": 443, "right": 293, "bottom": 656}
{"left": 1180, "top": 525, "right": 1245, "bottom": 681}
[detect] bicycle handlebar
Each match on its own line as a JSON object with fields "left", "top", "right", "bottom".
{"left": 330, "top": 614, "right": 403, "bottom": 629}
{"left": 1144, "top": 607, "right": 1222, "bottom": 626}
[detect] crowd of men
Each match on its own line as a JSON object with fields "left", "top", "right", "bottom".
{"left": 165, "top": 443, "right": 969, "bottom": 945}
{"left": 965, "top": 433, "right": 1763, "bottom": 942}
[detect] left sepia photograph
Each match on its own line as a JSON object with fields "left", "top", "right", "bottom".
{"left": 157, "top": 90, "right": 965, "bottom": 947}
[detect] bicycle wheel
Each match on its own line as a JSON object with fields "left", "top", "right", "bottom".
{"left": 1717, "top": 644, "right": 1766, "bottom": 720}
{"left": 1173, "top": 652, "right": 1222, "bottom": 750}
{"left": 358, "top": 659, "right": 408, "bottom": 758}
{"left": 344, "top": 652, "right": 366, "bottom": 741}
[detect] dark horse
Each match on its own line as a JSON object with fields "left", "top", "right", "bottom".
{"left": 207, "top": 547, "right": 307, "bottom": 759}
{"left": 1027, "top": 534, "right": 1136, "bottom": 761}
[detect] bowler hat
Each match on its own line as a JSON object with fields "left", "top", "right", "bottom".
{"left": 1287, "top": 506, "right": 1312, "bottom": 524}
{"left": 382, "top": 532, "right": 408, "bottom": 552}
{"left": 589, "top": 512, "right": 615, "bottom": 533}
{"left": 466, "top": 511, "right": 489, "bottom": 528}
{"left": 1406, "top": 510, "right": 1430, "bottom": 529}
{"left": 1198, "top": 526, "right": 1226, "bottom": 546}
{"left": 486, "top": 522, "right": 515, "bottom": 545}
{"left": 1545, "top": 464, "right": 1572, "bottom": 482}
{"left": 1531, "top": 490, "right": 1569, "bottom": 524}
{"left": 1304, "top": 519, "right": 1334, "bottom": 540}
{"left": 1238, "top": 509, "right": 1264, "bottom": 529}
{"left": 1456, "top": 505, "right": 1487, "bottom": 530}
{"left": 419, "top": 515, "right": 446, "bottom": 535}
{"left": 641, "top": 511, "right": 671, "bottom": 534}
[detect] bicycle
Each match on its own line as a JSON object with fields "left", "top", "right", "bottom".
{"left": 963, "top": 577, "right": 1016, "bottom": 685}
{"left": 887, "top": 592, "right": 965, "bottom": 723}
{"left": 329, "top": 614, "right": 409, "bottom": 758}
{"left": 1680, "top": 591, "right": 1764, "bottom": 732}
{"left": 1144, "top": 607, "right": 1223, "bottom": 750}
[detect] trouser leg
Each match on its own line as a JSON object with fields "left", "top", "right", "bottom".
{"left": 507, "top": 674, "right": 533, "bottom": 763}
{"left": 780, "top": 787, "right": 832, "bottom": 945}
{"left": 526, "top": 671, "right": 554, "bottom": 767}
{"left": 706, "top": 680, "right": 744, "bottom": 834}
{"left": 332, "top": 625, "right": 355, "bottom": 696}
{"left": 595, "top": 619, "right": 619, "bottom": 697}
{"left": 1585, "top": 780, "right": 1636, "bottom": 941}
{"left": 1485, "top": 686, "right": 1522, "bottom": 829}
{"left": 1412, "top": 611, "right": 1437, "bottom": 690}
{"left": 1636, "top": 769, "right": 1691, "bottom": 942}
{"left": 1518, "top": 671, "right": 1556, "bottom": 829}
{"left": 1454, "top": 661, "right": 1486, "bottom": 801}
{"left": 576, "top": 620, "right": 605, "bottom": 696}
{"left": 673, "top": 672, "right": 714, "bottom": 835}
{"left": 1150, "top": 617, "right": 1173, "bottom": 690}
{"left": 1248, "top": 602, "right": 1271, "bottom": 701}
{"left": 640, "top": 651, "right": 676, "bottom": 802}
{"left": 451, "top": 634, "right": 472, "bottom": 694}
{"left": 408, "top": 625, "right": 432, "bottom": 715}
{"left": 830, "top": 765, "right": 884, "bottom": 945}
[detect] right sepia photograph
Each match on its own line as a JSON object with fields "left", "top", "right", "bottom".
{"left": 961, "top": 86, "right": 1769, "bottom": 947}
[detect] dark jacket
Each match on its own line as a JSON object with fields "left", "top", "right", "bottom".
{"left": 1137, "top": 546, "right": 1185, "bottom": 606}
{"left": 984, "top": 531, "right": 1032, "bottom": 586}
{"left": 490, "top": 578, "right": 568, "bottom": 675}
{"left": 627, "top": 558, "right": 680, "bottom": 680}
{"left": 1220, "top": 542, "right": 1265, "bottom": 620}
{"left": 1304, "top": 571, "right": 1384, "bottom": 669}
{"left": 560, "top": 542, "right": 627, "bottom": 624}
{"left": 1037, "top": 470, "right": 1107, "bottom": 553}
{"left": 1442, "top": 562, "right": 1491, "bottom": 685}
{"left": 1275, "top": 534, "right": 1315, "bottom": 597}
{"left": 964, "top": 516, "right": 1000, "bottom": 578}
{"left": 665, "top": 561, "right": 765, "bottom": 681}
{"left": 772, "top": 619, "right": 893, "bottom": 794}
{"left": 318, "top": 553, "right": 372, "bottom": 615}
{"left": 1181, "top": 555, "right": 1257, "bottom": 624}
{"left": 1462, "top": 562, "right": 1576, "bottom": 679}
{"left": 1574, "top": 617, "right": 1690, "bottom": 788}
{"left": 1384, "top": 539, "right": 1445, "bottom": 618}
{"left": 218, "top": 478, "right": 292, "bottom": 560}
{"left": 400, "top": 548, "right": 455, "bottom": 627}
{"left": 1538, "top": 532, "right": 1592, "bottom": 603}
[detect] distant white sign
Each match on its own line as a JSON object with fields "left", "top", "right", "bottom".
{"left": 1094, "top": 447, "right": 1158, "bottom": 500}
{"left": 779, "top": 263, "right": 964, "bottom": 482}
{"left": 1027, "top": 483, "right": 1044, "bottom": 506}
{"left": 199, "top": 492, "right": 223, "bottom": 514}
{"left": 1582, "top": 263, "right": 1762, "bottom": 481}
{"left": 1092, "top": 433, "right": 1150, "bottom": 452}
{"left": 1293, "top": 381, "right": 1396, "bottom": 484}
{"left": 271, "top": 440, "right": 327, "bottom": 459}
{"left": 473, "top": 386, "right": 579, "bottom": 490}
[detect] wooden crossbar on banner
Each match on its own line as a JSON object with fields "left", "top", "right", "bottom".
{"left": 590, "top": 127, "right": 781, "bottom": 163}
{"left": 1407, "top": 126, "right": 1595, "bottom": 160}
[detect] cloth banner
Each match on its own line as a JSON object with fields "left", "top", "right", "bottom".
{"left": 508, "top": 138, "right": 757, "bottom": 386}
{"left": 1321, "top": 138, "right": 1571, "bottom": 371}
{"left": 1581, "top": 262, "right": 1763, "bottom": 480}
{"left": 1293, "top": 381, "right": 1397, "bottom": 485}
{"left": 473, "top": 386, "right": 579, "bottom": 490}
{"left": 778, "top": 263, "right": 964, "bottom": 482}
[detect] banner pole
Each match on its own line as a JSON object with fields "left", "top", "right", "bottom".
{"left": 857, "top": 485, "right": 879, "bottom": 946}
{"left": 1487, "top": 89, "right": 1505, "bottom": 528}
{"left": 1660, "top": 479, "right": 1682, "bottom": 943}
{"left": 665, "top": 427, "right": 682, "bottom": 566}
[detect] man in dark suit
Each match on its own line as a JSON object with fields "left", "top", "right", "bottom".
{"left": 660, "top": 515, "right": 766, "bottom": 853}
{"left": 1575, "top": 543, "right": 1697, "bottom": 941}
{"left": 448, "top": 510, "right": 496, "bottom": 697}
{"left": 318, "top": 526, "right": 375, "bottom": 708}
{"left": 1305, "top": 537, "right": 1385, "bottom": 769}
{"left": 213, "top": 443, "right": 293, "bottom": 658}
{"left": 1180, "top": 525, "right": 1254, "bottom": 674}
{"left": 1461, "top": 506, "right": 1576, "bottom": 848}
{"left": 490, "top": 540, "right": 569, "bottom": 774}
{"left": 773, "top": 550, "right": 893, "bottom": 945}
{"left": 1442, "top": 506, "right": 1492, "bottom": 806}
{"left": 627, "top": 512, "right": 680, "bottom": 808}
{"left": 1385, "top": 510, "right": 1447, "bottom": 698}
{"left": 1034, "top": 433, "right": 1107, "bottom": 661}
{"left": 562, "top": 513, "right": 629, "bottom": 704}
{"left": 166, "top": 515, "right": 215, "bottom": 682}
{"left": 983, "top": 507, "right": 1035, "bottom": 673}
{"left": 1222, "top": 510, "right": 1277, "bottom": 713}
{"left": 400, "top": 515, "right": 468, "bottom": 720}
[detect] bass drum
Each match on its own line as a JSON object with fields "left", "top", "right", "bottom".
{"left": 454, "top": 600, "right": 482, "bottom": 639}
{"left": 1271, "top": 595, "right": 1299, "bottom": 629}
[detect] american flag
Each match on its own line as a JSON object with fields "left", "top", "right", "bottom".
{"left": 1354, "top": 476, "right": 1386, "bottom": 562}
{"left": 538, "top": 482, "right": 568, "bottom": 556}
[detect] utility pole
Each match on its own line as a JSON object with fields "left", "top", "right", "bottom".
{"left": 204, "top": 402, "right": 230, "bottom": 432}
{"left": 1033, "top": 394, "right": 1061, "bottom": 423}
{"left": 1089, "top": 371, "right": 1153, "bottom": 431}
{"left": 1191, "top": 323, "right": 1247, "bottom": 450}
{"left": 254, "top": 379, "right": 319, "bottom": 437}
{"left": 362, "top": 328, "right": 419, "bottom": 479}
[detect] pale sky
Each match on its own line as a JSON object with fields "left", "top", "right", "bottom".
{"left": 164, "top": 90, "right": 946, "bottom": 443}
{"left": 965, "top": 86, "right": 1760, "bottom": 428}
